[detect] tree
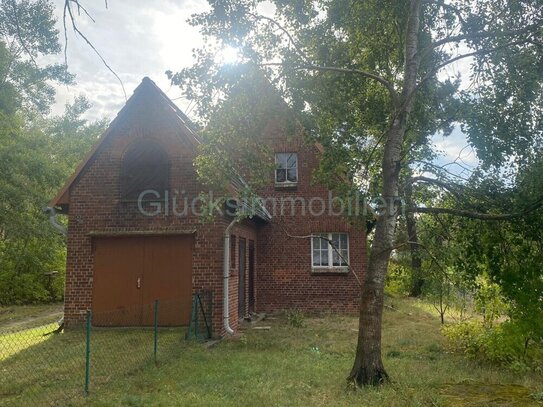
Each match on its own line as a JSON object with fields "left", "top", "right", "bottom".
{"left": 0, "top": 95, "right": 105, "bottom": 304}
{"left": 0, "top": 0, "right": 107, "bottom": 304}
{"left": 170, "top": 0, "right": 542, "bottom": 385}
{"left": 0, "top": 0, "right": 73, "bottom": 114}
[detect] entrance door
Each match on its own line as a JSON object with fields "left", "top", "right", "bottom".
{"left": 92, "top": 235, "right": 193, "bottom": 326}
{"left": 141, "top": 236, "right": 193, "bottom": 326}
{"left": 92, "top": 237, "right": 144, "bottom": 326}
{"left": 238, "top": 238, "right": 246, "bottom": 318}
{"left": 248, "top": 240, "right": 255, "bottom": 314}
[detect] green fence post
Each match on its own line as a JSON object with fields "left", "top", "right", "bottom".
{"left": 85, "top": 310, "right": 91, "bottom": 395}
{"left": 154, "top": 299, "right": 159, "bottom": 365}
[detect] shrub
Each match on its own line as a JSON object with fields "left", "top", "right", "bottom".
{"left": 286, "top": 309, "right": 305, "bottom": 328}
{"left": 0, "top": 270, "right": 64, "bottom": 305}
{"left": 385, "top": 262, "right": 412, "bottom": 297}
{"left": 473, "top": 274, "right": 508, "bottom": 327}
{"left": 442, "top": 320, "right": 541, "bottom": 371}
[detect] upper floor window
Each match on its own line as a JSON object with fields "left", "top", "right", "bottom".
{"left": 312, "top": 233, "right": 349, "bottom": 269}
{"left": 120, "top": 139, "right": 169, "bottom": 200}
{"left": 275, "top": 153, "right": 298, "bottom": 184}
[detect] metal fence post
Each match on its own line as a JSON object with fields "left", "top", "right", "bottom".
{"left": 154, "top": 299, "right": 159, "bottom": 365}
{"left": 85, "top": 310, "right": 91, "bottom": 395}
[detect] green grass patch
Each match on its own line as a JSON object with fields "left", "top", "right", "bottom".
{"left": 0, "top": 303, "right": 63, "bottom": 330}
{"left": 0, "top": 323, "right": 59, "bottom": 359}
{"left": 1, "top": 298, "right": 542, "bottom": 406}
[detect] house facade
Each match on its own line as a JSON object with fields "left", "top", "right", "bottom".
{"left": 51, "top": 78, "right": 365, "bottom": 336}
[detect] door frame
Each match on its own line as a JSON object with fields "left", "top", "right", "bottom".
{"left": 238, "top": 237, "right": 246, "bottom": 318}
{"left": 248, "top": 240, "right": 255, "bottom": 314}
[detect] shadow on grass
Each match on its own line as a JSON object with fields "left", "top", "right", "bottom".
{"left": 0, "top": 324, "right": 187, "bottom": 406}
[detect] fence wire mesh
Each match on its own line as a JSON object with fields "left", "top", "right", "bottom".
{"left": 0, "top": 315, "right": 85, "bottom": 406}
{"left": 0, "top": 295, "right": 211, "bottom": 406}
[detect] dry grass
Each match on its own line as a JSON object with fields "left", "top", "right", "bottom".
{"left": 1, "top": 298, "right": 542, "bottom": 406}
{"left": 88, "top": 298, "right": 542, "bottom": 406}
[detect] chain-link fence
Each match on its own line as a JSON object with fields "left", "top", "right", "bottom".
{"left": 0, "top": 294, "right": 212, "bottom": 406}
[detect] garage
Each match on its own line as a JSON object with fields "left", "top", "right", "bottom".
{"left": 91, "top": 235, "right": 193, "bottom": 326}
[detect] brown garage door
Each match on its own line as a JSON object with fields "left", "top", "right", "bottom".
{"left": 92, "top": 235, "right": 193, "bottom": 326}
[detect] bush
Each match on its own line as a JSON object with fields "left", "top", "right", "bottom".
{"left": 286, "top": 309, "right": 305, "bottom": 328}
{"left": 442, "top": 320, "right": 541, "bottom": 371}
{"left": 473, "top": 274, "right": 508, "bottom": 327}
{"left": 385, "top": 262, "right": 412, "bottom": 297}
{"left": 0, "top": 235, "right": 65, "bottom": 305}
{"left": 0, "top": 270, "right": 64, "bottom": 305}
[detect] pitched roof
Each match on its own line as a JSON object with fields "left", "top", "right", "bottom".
{"left": 50, "top": 77, "right": 271, "bottom": 222}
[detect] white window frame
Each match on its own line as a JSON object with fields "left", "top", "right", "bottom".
{"left": 311, "top": 233, "right": 349, "bottom": 271}
{"left": 275, "top": 152, "right": 298, "bottom": 185}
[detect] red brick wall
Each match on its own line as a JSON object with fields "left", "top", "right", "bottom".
{"left": 62, "top": 82, "right": 364, "bottom": 338}
{"left": 254, "top": 121, "right": 364, "bottom": 314}
{"left": 63, "top": 86, "right": 232, "bottom": 335}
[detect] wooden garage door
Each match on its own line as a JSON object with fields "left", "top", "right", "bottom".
{"left": 92, "top": 235, "right": 193, "bottom": 326}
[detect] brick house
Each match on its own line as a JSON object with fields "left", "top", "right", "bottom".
{"left": 50, "top": 77, "right": 365, "bottom": 336}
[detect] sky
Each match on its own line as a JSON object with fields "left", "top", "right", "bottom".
{"left": 47, "top": 0, "right": 478, "bottom": 170}
{"left": 49, "top": 0, "right": 208, "bottom": 120}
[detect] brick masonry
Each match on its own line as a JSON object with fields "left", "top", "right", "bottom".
{"left": 57, "top": 78, "right": 365, "bottom": 337}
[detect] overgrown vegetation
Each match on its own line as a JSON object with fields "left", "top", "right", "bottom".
{"left": 0, "top": 1, "right": 106, "bottom": 305}
{"left": 388, "top": 214, "right": 543, "bottom": 374}
{"left": 286, "top": 308, "right": 305, "bottom": 328}
{"left": 3, "top": 298, "right": 542, "bottom": 406}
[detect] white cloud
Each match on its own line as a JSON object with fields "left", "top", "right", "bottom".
{"left": 48, "top": 0, "right": 207, "bottom": 121}
{"left": 431, "top": 126, "right": 479, "bottom": 178}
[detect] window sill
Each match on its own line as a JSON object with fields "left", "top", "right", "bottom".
{"left": 274, "top": 182, "right": 298, "bottom": 190}
{"left": 311, "top": 267, "right": 349, "bottom": 275}
{"left": 119, "top": 199, "right": 163, "bottom": 203}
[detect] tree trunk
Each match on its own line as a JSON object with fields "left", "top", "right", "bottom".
{"left": 349, "top": 0, "right": 421, "bottom": 386}
{"left": 405, "top": 180, "right": 424, "bottom": 297}
{"left": 348, "top": 207, "right": 396, "bottom": 385}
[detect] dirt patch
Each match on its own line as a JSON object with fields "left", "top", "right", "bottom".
{"left": 0, "top": 303, "right": 63, "bottom": 331}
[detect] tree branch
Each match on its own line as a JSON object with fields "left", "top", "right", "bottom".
{"left": 63, "top": 0, "right": 126, "bottom": 100}
{"left": 9, "top": 0, "right": 37, "bottom": 65}
{"left": 273, "top": 222, "right": 362, "bottom": 286}
{"left": 428, "top": 24, "right": 539, "bottom": 50}
{"left": 262, "top": 62, "right": 400, "bottom": 106}
{"left": 413, "top": 38, "right": 530, "bottom": 96}
{"left": 249, "top": 13, "right": 310, "bottom": 64}
{"left": 410, "top": 200, "right": 543, "bottom": 220}
{"left": 408, "top": 175, "right": 465, "bottom": 200}
{"left": 248, "top": 12, "right": 399, "bottom": 105}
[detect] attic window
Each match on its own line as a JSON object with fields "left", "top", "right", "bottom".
{"left": 120, "top": 139, "right": 169, "bottom": 200}
{"left": 275, "top": 153, "right": 298, "bottom": 184}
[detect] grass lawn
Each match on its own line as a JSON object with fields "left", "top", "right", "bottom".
{"left": 1, "top": 298, "right": 542, "bottom": 406}
{"left": 0, "top": 303, "right": 63, "bottom": 330}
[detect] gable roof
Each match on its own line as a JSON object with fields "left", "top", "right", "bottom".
{"left": 50, "top": 77, "right": 271, "bottom": 222}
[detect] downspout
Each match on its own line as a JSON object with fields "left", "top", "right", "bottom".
{"left": 223, "top": 218, "right": 238, "bottom": 335}
{"left": 44, "top": 207, "right": 67, "bottom": 236}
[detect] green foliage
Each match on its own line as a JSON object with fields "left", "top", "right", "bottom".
{"left": 0, "top": 98, "right": 104, "bottom": 305}
{"left": 171, "top": 0, "right": 543, "bottom": 384}
{"left": 184, "top": 65, "right": 293, "bottom": 208}
{"left": 286, "top": 308, "right": 305, "bottom": 328}
{"left": 0, "top": 0, "right": 73, "bottom": 114}
{"left": 0, "top": 1, "right": 107, "bottom": 305}
{"left": 385, "top": 261, "right": 412, "bottom": 297}
{"left": 443, "top": 320, "right": 543, "bottom": 372}
{"left": 473, "top": 274, "right": 508, "bottom": 328}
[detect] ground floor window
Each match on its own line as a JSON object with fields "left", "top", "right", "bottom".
{"left": 311, "top": 233, "right": 349, "bottom": 269}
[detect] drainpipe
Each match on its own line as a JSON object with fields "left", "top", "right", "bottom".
{"left": 44, "top": 207, "right": 67, "bottom": 236}
{"left": 223, "top": 218, "right": 237, "bottom": 335}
